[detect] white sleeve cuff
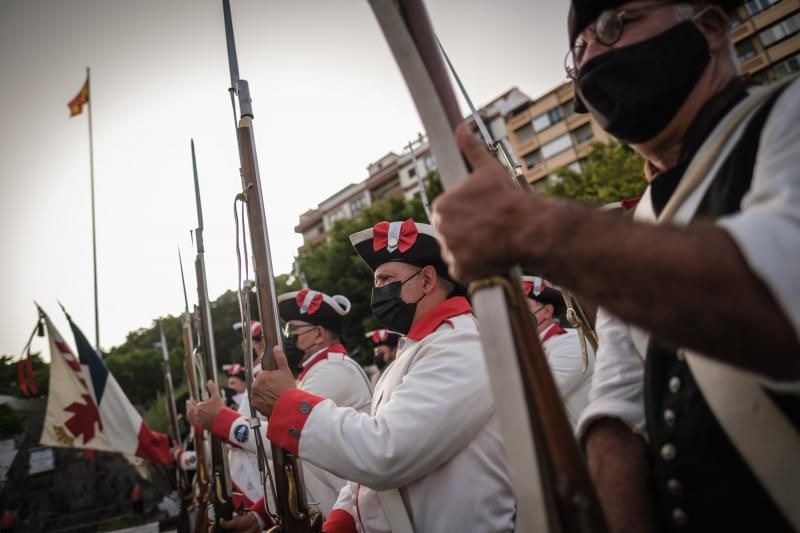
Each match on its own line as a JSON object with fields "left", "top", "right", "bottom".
{"left": 718, "top": 212, "right": 800, "bottom": 346}
{"left": 575, "top": 398, "right": 648, "bottom": 441}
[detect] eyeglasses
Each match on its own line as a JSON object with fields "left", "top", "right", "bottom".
{"left": 564, "top": 0, "right": 676, "bottom": 79}
{"left": 282, "top": 323, "right": 316, "bottom": 337}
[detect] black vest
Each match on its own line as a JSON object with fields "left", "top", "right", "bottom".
{"left": 644, "top": 84, "right": 800, "bottom": 533}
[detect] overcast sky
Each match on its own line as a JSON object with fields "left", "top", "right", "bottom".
{"left": 0, "top": 0, "right": 570, "bottom": 358}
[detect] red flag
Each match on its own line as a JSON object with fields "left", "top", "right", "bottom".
{"left": 68, "top": 78, "right": 90, "bottom": 117}
{"left": 26, "top": 353, "right": 37, "bottom": 395}
{"left": 17, "top": 360, "right": 29, "bottom": 397}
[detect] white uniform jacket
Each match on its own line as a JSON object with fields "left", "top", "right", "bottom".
{"left": 540, "top": 323, "right": 595, "bottom": 429}
{"left": 576, "top": 79, "right": 800, "bottom": 440}
{"left": 267, "top": 297, "right": 516, "bottom": 533}
{"left": 212, "top": 344, "right": 373, "bottom": 517}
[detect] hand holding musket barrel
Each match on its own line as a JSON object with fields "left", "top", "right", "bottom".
{"left": 220, "top": 1, "right": 319, "bottom": 531}
{"left": 367, "top": 1, "right": 608, "bottom": 531}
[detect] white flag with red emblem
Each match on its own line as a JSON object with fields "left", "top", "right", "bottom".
{"left": 39, "top": 308, "right": 170, "bottom": 463}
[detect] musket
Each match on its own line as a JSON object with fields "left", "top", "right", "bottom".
{"left": 221, "top": 1, "right": 318, "bottom": 531}
{"left": 438, "top": 35, "right": 597, "bottom": 371}
{"left": 179, "top": 249, "right": 210, "bottom": 533}
{"left": 436, "top": 35, "right": 532, "bottom": 192}
{"left": 368, "top": 2, "right": 608, "bottom": 532}
{"left": 407, "top": 135, "right": 432, "bottom": 221}
{"left": 159, "top": 319, "right": 191, "bottom": 533}
{"left": 190, "top": 139, "right": 235, "bottom": 532}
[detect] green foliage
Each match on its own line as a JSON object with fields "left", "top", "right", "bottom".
{"left": 296, "top": 173, "right": 440, "bottom": 365}
{"left": 544, "top": 140, "right": 647, "bottom": 205}
{"left": 143, "top": 382, "right": 188, "bottom": 436}
{"left": 0, "top": 353, "right": 49, "bottom": 398}
{"left": 0, "top": 403, "right": 26, "bottom": 439}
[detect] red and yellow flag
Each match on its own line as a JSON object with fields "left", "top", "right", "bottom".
{"left": 68, "top": 78, "right": 90, "bottom": 117}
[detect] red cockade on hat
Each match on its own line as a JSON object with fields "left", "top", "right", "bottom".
{"left": 296, "top": 289, "right": 323, "bottom": 315}
{"left": 372, "top": 219, "right": 418, "bottom": 253}
{"left": 371, "top": 330, "right": 388, "bottom": 343}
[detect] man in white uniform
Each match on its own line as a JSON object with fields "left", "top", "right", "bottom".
{"left": 364, "top": 329, "right": 400, "bottom": 386}
{"left": 520, "top": 276, "right": 595, "bottom": 429}
{"left": 211, "top": 290, "right": 373, "bottom": 531}
{"left": 250, "top": 219, "right": 515, "bottom": 533}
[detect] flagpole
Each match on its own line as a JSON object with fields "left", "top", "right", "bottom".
{"left": 86, "top": 66, "right": 100, "bottom": 351}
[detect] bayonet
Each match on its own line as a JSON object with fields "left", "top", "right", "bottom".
{"left": 190, "top": 140, "right": 234, "bottom": 532}
{"left": 436, "top": 35, "right": 531, "bottom": 191}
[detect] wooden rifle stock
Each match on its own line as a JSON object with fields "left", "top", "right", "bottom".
{"left": 235, "top": 112, "right": 319, "bottom": 533}
{"left": 180, "top": 311, "right": 210, "bottom": 533}
{"left": 369, "top": 1, "right": 608, "bottom": 531}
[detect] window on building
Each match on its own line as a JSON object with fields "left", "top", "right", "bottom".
{"left": 729, "top": 9, "right": 742, "bottom": 28}
{"left": 532, "top": 106, "right": 565, "bottom": 133}
{"left": 567, "top": 160, "right": 583, "bottom": 174}
{"left": 408, "top": 167, "right": 416, "bottom": 178}
{"left": 515, "top": 123, "right": 535, "bottom": 143}
{"left": 523, "top": 149, "right": 542, "bottom": 169}
{"left": 561, "top": 100, "right": 575, "bottom": 118}
{"left": 773, "top": 52, "right": 800, "bottom": 77}
{"left": 745, "top": 0, "right": 781, "bottom": 17}
{"left": 349, "top": 196, "right": 369, "bottom": 215}
{"left": 735, "top": 38, "right": 758, "bottom": 62}
{"left": 540, "top": 133, "right": 573, "bottom": 159}
{"left": 424, "top": 155, "right": 435, "bottom": 171}
{"left": 572, "top": 123, "right": 594, "bottom": 145}
{"left": 758, "top": 13, "right": 800, "bottom": 47}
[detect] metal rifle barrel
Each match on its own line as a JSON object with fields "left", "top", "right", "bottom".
{"left": 221, "top": 1, "right": 315, "bottom": 531}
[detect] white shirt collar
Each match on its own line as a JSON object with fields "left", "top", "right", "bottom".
{"left": 301, "top": 346, "right": 329, "bottom": 368}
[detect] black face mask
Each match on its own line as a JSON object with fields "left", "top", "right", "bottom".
{"left": 575, "top": 21, "right": 710, "bottom": 144}
{"left": 282, "top": 333, "right": 306, "bottom": 373}
{"left": 371, "top": 269, "right": 425, "bottom": 335}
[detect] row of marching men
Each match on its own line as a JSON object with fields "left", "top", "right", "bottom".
{"left": 173, "top": 218, "right": 596, "bottom": 532}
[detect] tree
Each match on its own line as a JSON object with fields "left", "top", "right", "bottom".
{"left": 0, "top": 353, "right": 49, "bottom": 398}
{"left": 0, "top": 403, "right": 26, "bottom": 439}
{"left": 544, "top": 140, "right": 647, "bottom": 205}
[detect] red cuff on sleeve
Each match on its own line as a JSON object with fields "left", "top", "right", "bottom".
{"left": 193, "top": 422, "right": 205, "bottom": 437}
{"left": 323, "top": 509, "right": 357, "bottom": 533}
{"left": 211, "top": 406, "right": 242, "bottom": 444}
{"left": 246, "top": 497, "right": 265, "bottom": 526}
{"left": 266, "top": 389, "right": 324, "bottom": 455}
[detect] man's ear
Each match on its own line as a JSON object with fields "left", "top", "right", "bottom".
{"left": 694, "top": 5, "right": 729, "bottom": 54}
{"left": 421, "top": 265, "right": 437, "bottom": 293}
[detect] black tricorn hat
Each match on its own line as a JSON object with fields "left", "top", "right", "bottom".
{"left": 365, "top": 329, "right": 401, "bottom": 348}
{"left": 277, "top": 289, "right": 351, "bottom": 335}
{"left": 350, "top": 219, "right": 466, "bottom": 294}
{"left": 568, "top": 0, "right": 745, "bottom": 46}
{"left": 520, "top": 275, "right": 566, "bottom": 316}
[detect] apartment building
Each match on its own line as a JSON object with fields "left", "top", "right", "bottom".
{"left": 295, "top": 88, "right": 530, "bottom": 249}
{"left": 731, "top": 0, "right": 800, "bottom": 80}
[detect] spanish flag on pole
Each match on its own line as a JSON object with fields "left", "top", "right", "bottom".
{"left": 68, "top": 77, "right": 89, "bottom": 117}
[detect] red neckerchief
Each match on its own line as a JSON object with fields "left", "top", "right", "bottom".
{"left": 406, "top": 297, "right": 473, "bottom": 341}
{"left": 541, "top": 323, "right": 567, "bottom": 343}
{"left": 297, "top": 343, "right": 347, "bottom": 381}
